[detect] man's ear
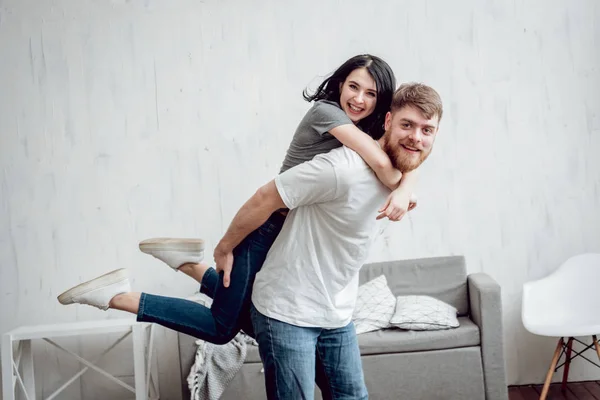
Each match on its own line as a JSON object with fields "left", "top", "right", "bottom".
{"left": 384, "top": 111, "right": 392, "bottom": 131}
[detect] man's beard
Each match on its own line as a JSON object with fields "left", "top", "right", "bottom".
{"left": 382, "top": 134, "right": 431, "bottom": 173}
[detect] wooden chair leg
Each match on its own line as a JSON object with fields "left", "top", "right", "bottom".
{"left": 540, "top": 337, "right": 564, "bottom": 400}
{"left": 561, "top": 337, "right": 573, "bottom": 392}
{"left": 593, "top": 335, "right": 600, "bottom": 361}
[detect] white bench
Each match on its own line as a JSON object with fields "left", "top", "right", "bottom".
{"left": 2, "top": 319, "right": 159, "bottom": 400}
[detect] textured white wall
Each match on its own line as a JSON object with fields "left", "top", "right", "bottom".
{"left": 1, "top": 0, "right": 599, "bottom": 398}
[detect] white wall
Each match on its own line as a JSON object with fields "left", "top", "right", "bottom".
{"left": 1, "top": 0, "right": 599, "bottom": 398}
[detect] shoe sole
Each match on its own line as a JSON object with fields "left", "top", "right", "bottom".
{"left": 139, "top": 238, "right": 205, "bottom": 253}
{"left": 57, "top": 268, "right": 128, "bottom": 305}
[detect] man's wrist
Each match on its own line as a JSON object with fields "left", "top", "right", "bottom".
{"left": 215, "top": 239, "right": 234, "bottom": 254}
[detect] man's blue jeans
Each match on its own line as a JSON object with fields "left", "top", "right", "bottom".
{"left": 136, "top": 212, "right": 286, "bottom": 344}
{"left": 251, "top": 305, "right": 369, "bottom": 400}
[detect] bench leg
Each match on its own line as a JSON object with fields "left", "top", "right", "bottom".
{"left": 2, "top": 334, "right": 15, "bottom": 400}
{"left": 133, "top": 324, "right": 147, "bottom": 400}
{"left": 22, "top": 340, "right": 35, "bottom": 399}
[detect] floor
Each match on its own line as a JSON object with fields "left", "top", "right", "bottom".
{"left": 509, "top": 381, "right": 600, "bottom": 399}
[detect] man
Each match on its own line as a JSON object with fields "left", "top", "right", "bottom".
{"left": 212, "top": 82, "right": 443, "bottom": 399}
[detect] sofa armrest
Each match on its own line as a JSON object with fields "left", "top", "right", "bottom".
{"left": 468, "top": 273, "right": 508, "bottom": 400}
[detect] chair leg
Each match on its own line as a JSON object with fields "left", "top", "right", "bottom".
{"left": 561, "top": 337, "right": 573, "bottom": 392}
{"left": 540, "top": 337, "right": 564, "bottom": 400}
{"left": 593, "top": 335, "right": 600, "bottom": 361}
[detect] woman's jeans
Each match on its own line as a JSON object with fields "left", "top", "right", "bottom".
{"left": 136, "top": 212, "right": 286, "bottom": 345}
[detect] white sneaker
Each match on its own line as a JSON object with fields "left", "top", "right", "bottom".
{"left": 139, "top": 238, "right": 205, "bottom": 270}
{"left": 57, "top": 269, "right": 131, "bottom": 311}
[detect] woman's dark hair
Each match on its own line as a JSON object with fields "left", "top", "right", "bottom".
{"left": 303, "top": 54, "right": 396, "bottom": 139}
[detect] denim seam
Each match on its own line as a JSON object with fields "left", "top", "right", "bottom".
{"left": 211, "top": 247, "right": 250, "bottom": 336}
{"left": 265, "top": 315, "right": 281, "bottom": 399}
{"left": 137, "top": 293, "right": 147, "bottom": 321}
{"left": 316, "top": 342, "right": 335, "bottom": 399}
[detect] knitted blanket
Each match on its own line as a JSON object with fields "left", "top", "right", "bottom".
{"left": 187, "top": 333, "right": 258, "bottom": 400}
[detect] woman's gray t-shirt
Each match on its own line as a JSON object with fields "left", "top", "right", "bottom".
{"left": 279, "top": 100, "right": 353, "bottom": 173}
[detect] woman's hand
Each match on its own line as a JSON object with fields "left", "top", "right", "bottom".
{"left": 377, "top": 191, "right": 417, "bottom": 221}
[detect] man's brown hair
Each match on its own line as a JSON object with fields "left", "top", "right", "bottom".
{"left": 391, "top": 83, "right": 443, "bottom": 121}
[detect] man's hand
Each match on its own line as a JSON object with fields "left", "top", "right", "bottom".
{"left": 377, "top": 191, "right": 418, "bottom": 221}
{"left": 210, "top": 180, "right": 285, "bottom": 288}
{"left": 213, "top": 244, "right": 234, "bottom": 288}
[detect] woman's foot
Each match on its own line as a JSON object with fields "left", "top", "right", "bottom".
{"left": 57, "top": 269, "right": 131, "bottom": 310}
{"left": 139, "top": 238, "right": 205, "bottom": 270}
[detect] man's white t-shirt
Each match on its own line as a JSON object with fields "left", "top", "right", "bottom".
{"left": 251, "top": 146, "right": 390, "bottom": 328}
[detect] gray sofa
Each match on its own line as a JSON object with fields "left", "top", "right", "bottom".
{"left": 177, "top": 255, "right": 508, "bottom": 399}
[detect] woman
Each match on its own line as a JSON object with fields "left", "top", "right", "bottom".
{"left": 58, "top": 54, "right": 418, "bottom": 344}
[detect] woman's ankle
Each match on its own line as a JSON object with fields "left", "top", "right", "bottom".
{"left": 179, "top": 262, "right": 210, "bottom": 283}
{"left": 109, "top": 292, "right": 141, "bottom": 314}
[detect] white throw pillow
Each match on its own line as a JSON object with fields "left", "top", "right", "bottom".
{"left": 352, "top": 275, "right": 396, "bottom": 335}
{"left": 390, "top": 295, "right": 459, "bottom": 331}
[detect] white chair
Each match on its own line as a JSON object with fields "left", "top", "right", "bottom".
{"left": 522, "top": 253, "right": 600, "bottom": 400}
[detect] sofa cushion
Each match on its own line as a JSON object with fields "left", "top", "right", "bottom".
{"left": 357, "top": 317, "right": 479, "bottom": 355}
{"left": 352, "top": 275, "right": 397, "bottom": 334}
{"left": 243, "top": 316, "right": 479, "bottom": 363}
{"left": 390, "top": 295, "right": 459, "bottom": 330}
